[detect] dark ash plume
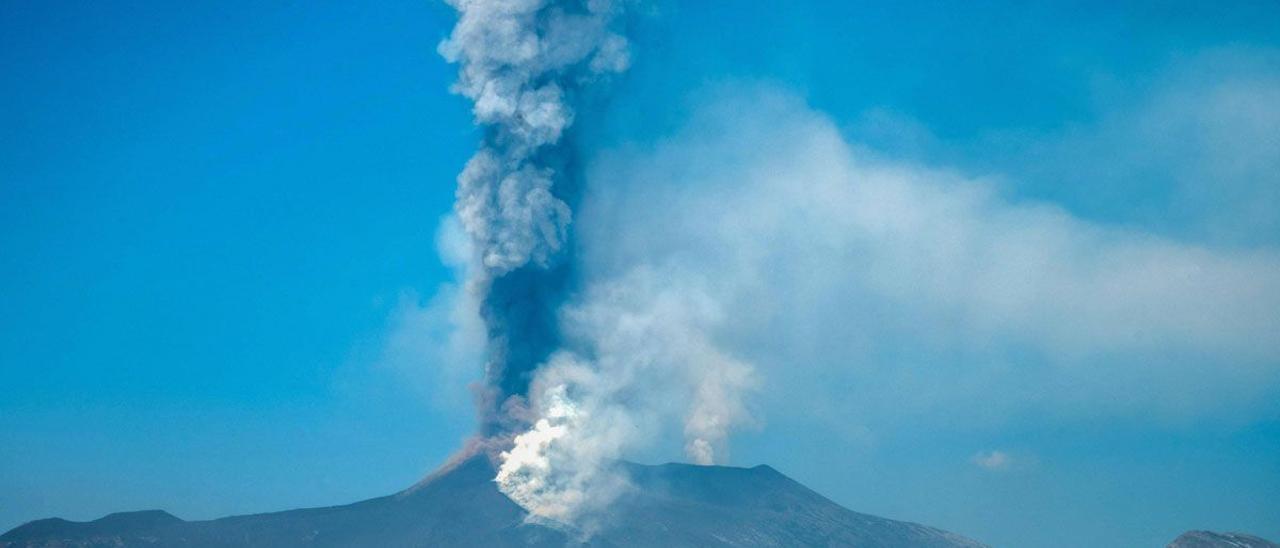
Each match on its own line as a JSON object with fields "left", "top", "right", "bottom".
{"left": 437, "top": 0, "right": 630, "bottom": 435}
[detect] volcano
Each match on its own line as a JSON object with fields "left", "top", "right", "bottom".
{"left": 1167, "top": 531, "right": 1280, "bottom": 548}
{"left": 2, "top": 455, "right": 986, "bottom": 547}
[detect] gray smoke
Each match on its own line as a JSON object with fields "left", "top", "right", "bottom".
{"left": 440, "top": 0, "right": 763, "bottom": 529}
{"left": 441, "top": 0, "right": 629, "bottom": 272}
{"left": 438, "top": 0, "right": 666, "bottom": 527}
{"left": 439, "top": 0, "right": 629, "bottom": 434}
{"left": 429, "top": 10, "right": 1280, "bottom": 530}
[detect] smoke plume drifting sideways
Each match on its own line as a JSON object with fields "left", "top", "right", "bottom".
{"left": 574, "top": 86, "right": 1280, "bottom": 431}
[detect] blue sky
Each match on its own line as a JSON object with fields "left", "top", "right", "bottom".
{"left": 2, "top": 2, "right": 1278, "bottom": 547}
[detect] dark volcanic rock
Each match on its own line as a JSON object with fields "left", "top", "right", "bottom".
{"left": 2, "top": 456, "right": 985, "bottom": 547}
{"left": 1168, "top": 530, "right": 1279, "bottom": 548}
{"left": 602, "top": 462, "right": 983, "bottom": 547}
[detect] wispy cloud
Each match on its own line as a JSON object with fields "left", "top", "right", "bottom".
{"left": 971, "top": 450, "right": 1012, "bottom": 471}
{"left": 376, "top": 217, "right": 484, "bottom": 410}
{"left": 577, "top": 84, "right": 1280, "bottom": 432}
{"left": 850, "top": 47, "right": 1280, "bottom": 246}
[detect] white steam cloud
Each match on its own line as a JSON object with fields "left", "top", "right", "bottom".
{"left": 496, "top": 269, "right": 757, "bottom": 526}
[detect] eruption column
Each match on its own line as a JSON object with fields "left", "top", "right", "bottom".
{"left": 438, "top": 0, "right": 629, "bottom": 436}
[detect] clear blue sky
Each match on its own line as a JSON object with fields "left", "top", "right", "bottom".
{"left": 2, "top": 2, "right": 1278, "bottom": 547}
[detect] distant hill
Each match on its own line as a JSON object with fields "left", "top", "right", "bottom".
{"left": 1168, "top": 530, "right": 1279, "bottom": 548}
{"left": 1, "top": 455, "right": 985, "bottom": 547}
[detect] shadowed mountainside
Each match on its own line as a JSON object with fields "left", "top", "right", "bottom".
{"left": 1167, "top": 530, "right": 1280, "bottom": 548}
{"left": 2, "top": 455, "right": 985, "bottom": 547}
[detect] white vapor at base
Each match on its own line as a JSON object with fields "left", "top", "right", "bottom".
{"left": 495, "top": 269, "right": 758, "bottom": 527}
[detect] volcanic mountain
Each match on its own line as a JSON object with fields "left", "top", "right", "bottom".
{"left": 2, "top": 455, "right": 986, "bottom": 547}
{"left": 1166, "top": 530, "right": 1280, "bottom": 548}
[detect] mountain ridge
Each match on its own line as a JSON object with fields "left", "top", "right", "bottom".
{"left": 1, "top": 455, "right": 986, "bottom": 547}
{"left": 1167, "top": 530, "right": 1280, "bottom": 548}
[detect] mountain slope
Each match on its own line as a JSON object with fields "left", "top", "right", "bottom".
{"left": 1168, "top": 530, "right": 1280, "bottom": 548}
{"left": 602, "top": 461, "right": 983, "bottom": 547}
{"left": 1, "top": 456, "right": 984, "bottom": 547}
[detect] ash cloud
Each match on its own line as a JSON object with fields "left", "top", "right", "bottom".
{"left": 438, "top": 0, "right": 698, "bottom": 529}
{"left": 437, "top": 0, "right": 629, "bottom": 437}
{"left": 433, "top": 1, "right": 1280, "bottom": 533}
